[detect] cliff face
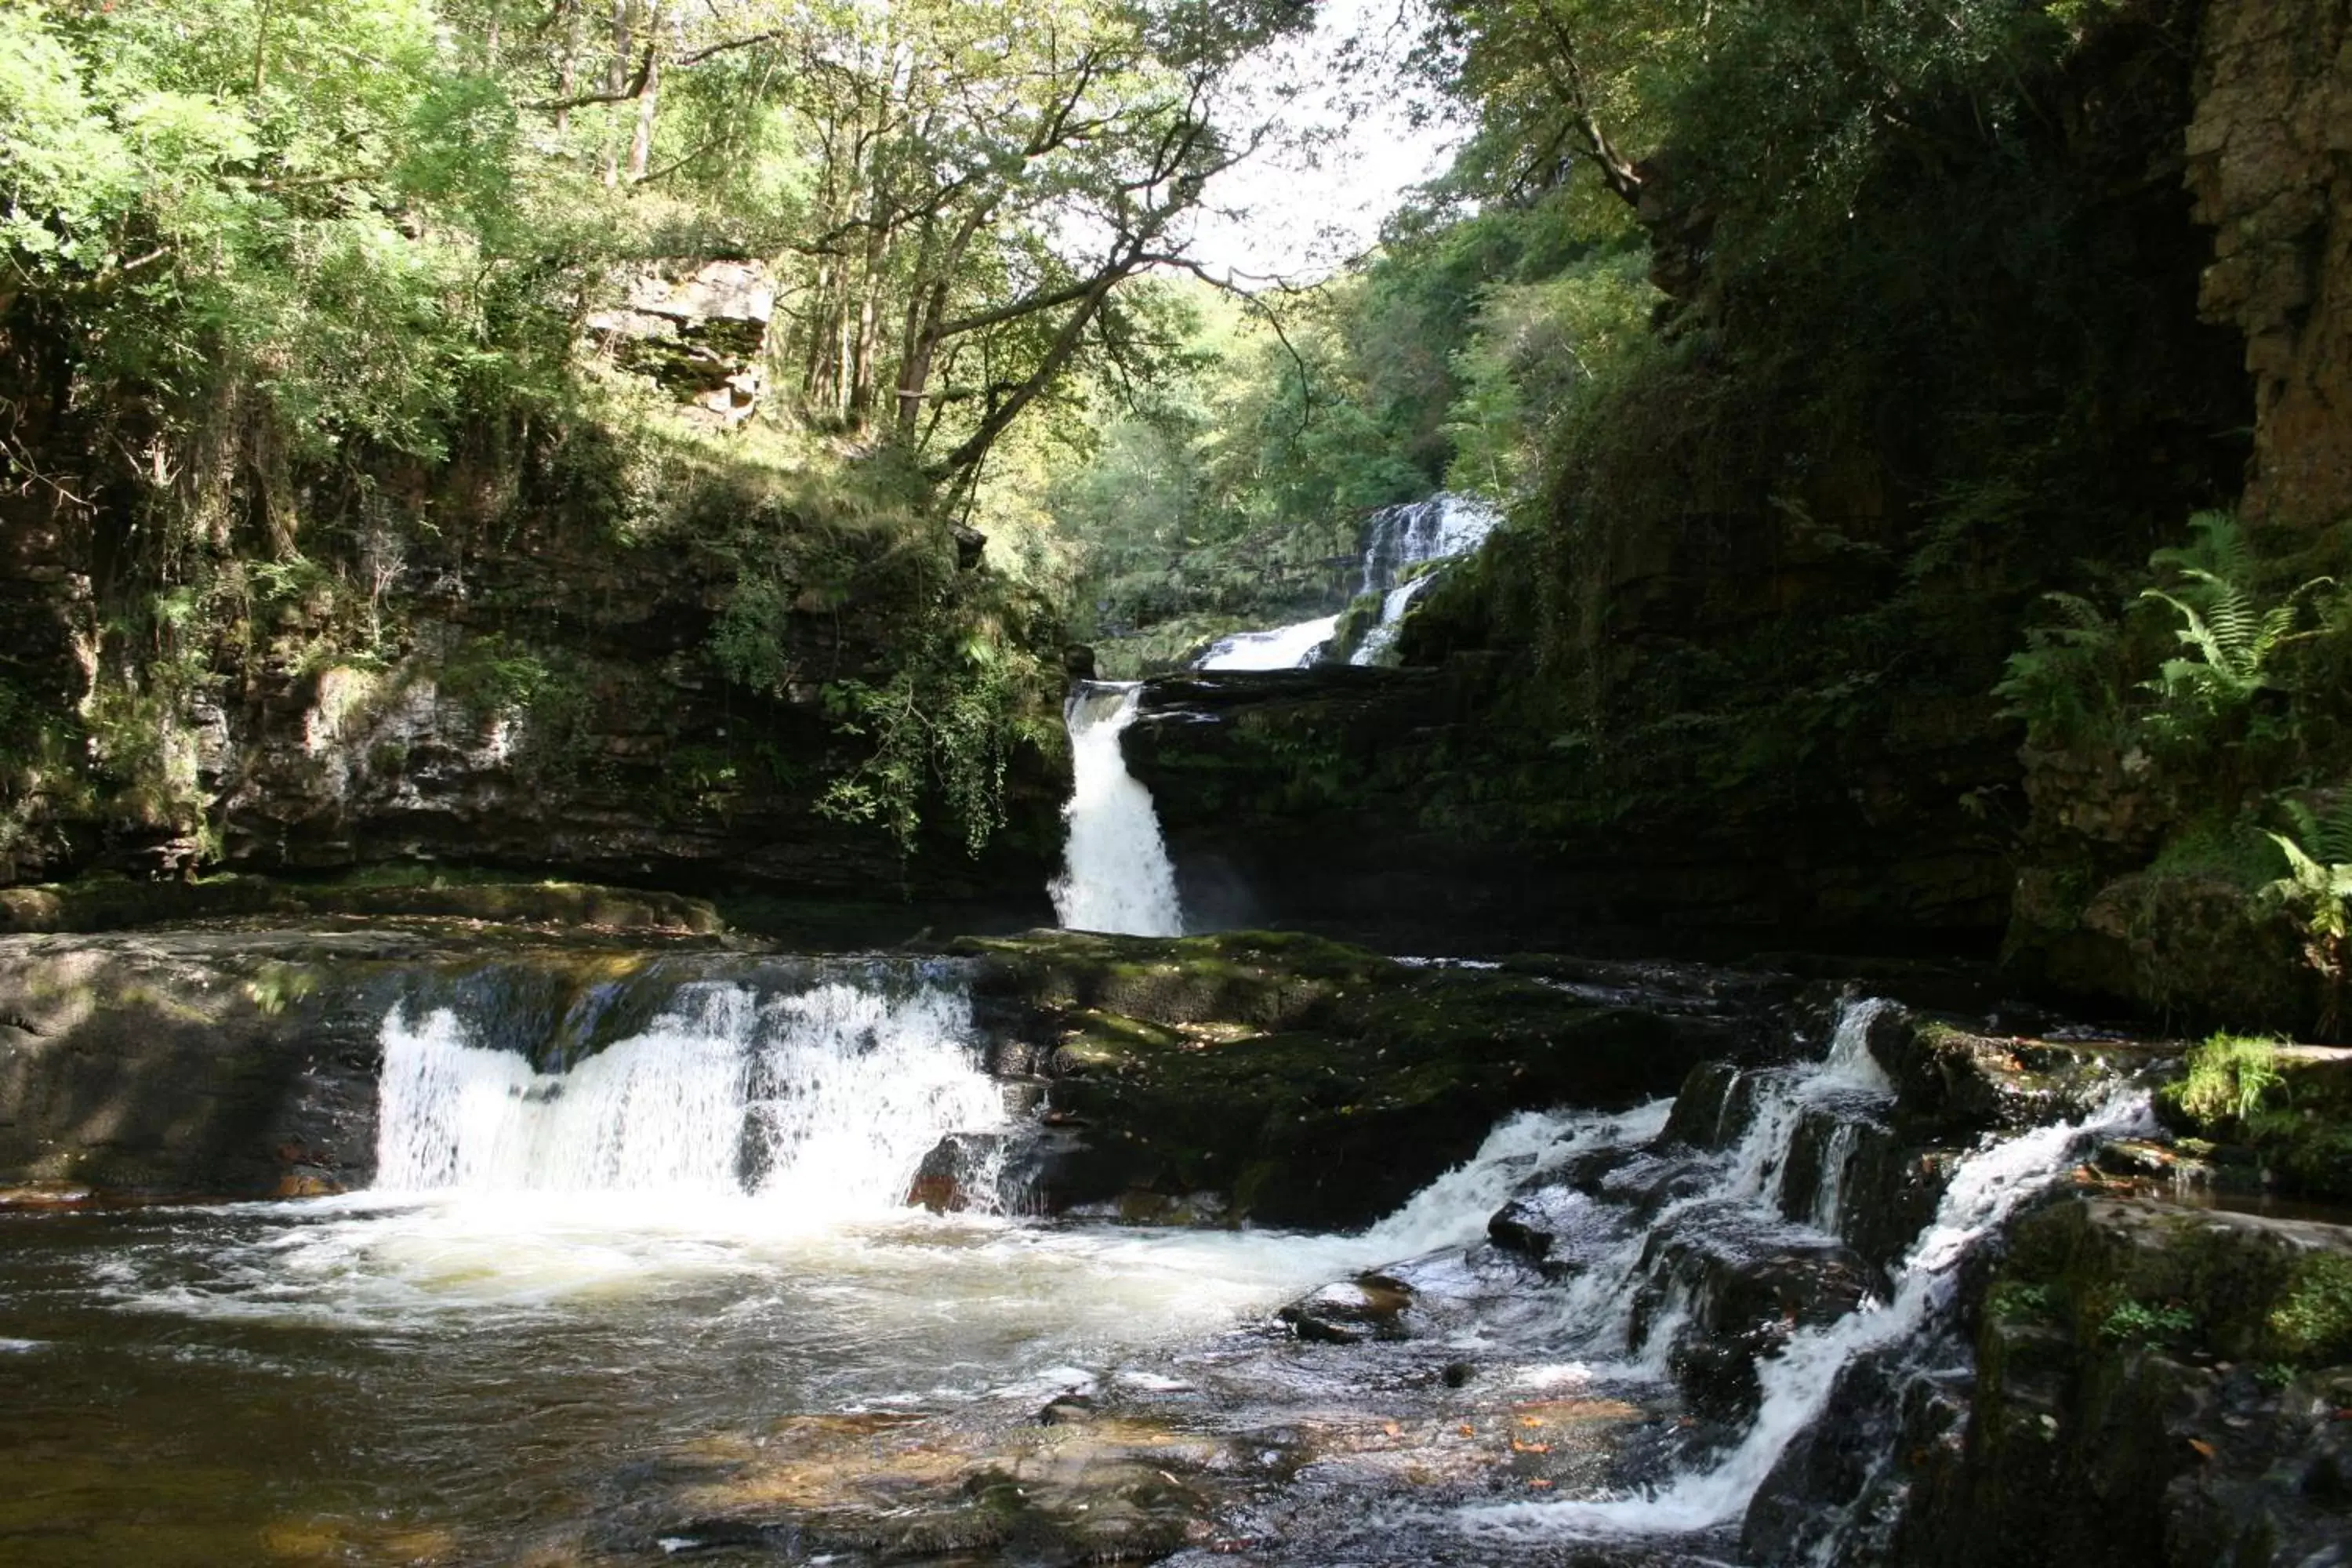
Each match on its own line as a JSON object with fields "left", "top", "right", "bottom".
{"left": 0, "top": 261, "right": 1067, "bottom": 915}
{"left": 1119, "top": 2, "right": 2248, "bottom": 964}
{"left": 1998, "top": 2, "right": 2352, "bottom": 1034}
{"left": 2187, "top": 0, "right": 2352, "bottom": 530}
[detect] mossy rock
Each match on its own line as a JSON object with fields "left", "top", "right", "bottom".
{"left": 0, "top": 871, "right": 728, "bottom": 935}
{"left": 2154, "top": 1042, "right": 2352, "bottom": 1203}
{"left": 958, "top": 929, "right": 1720, "bottom": 1229}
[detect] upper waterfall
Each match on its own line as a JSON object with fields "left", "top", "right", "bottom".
{"left": 1187, "top": 492, "right": 1504, "bottom": 673}
{"left": 1049, "top": 681, "right": 1184, "bottom": 935}
{"left": 1356, "top": 492, "right": 1500, "bottom": 597}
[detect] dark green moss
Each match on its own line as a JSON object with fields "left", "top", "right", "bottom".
{"left": 965, "top": 928, "right": 1713, "bottom": 1228}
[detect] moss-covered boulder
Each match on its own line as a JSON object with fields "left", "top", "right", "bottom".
{"left": 0, "top": 872, "right": 730, "bottom": 935}
{"left": 1871, "top": 1196, "right": 2352, "bottom": 1568}
{"left": 956, "top": 929, "right": 1732, "bottom": 1229}
{"left": 2154, "top": 1036, "right": 2352, "bottom": 1203}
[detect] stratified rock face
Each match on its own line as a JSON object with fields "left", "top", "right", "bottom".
{"left": 2187, "top": 0, "right": 2352, "bottom": 528}
{"left": 586, "top": 260, "right": 775, "bottom": 426}
{"left": 1122, "top": 667, "right": 2013, "bottom": 953}
{"left": 0, "top": 931, "right": 412, "bottom": 1197}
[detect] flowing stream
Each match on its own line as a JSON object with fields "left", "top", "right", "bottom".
{"left": 1049, "top": 681, "right": 1185, "bottom": 935}
{"left": 0, "top": 965, "right": 1574, "bottom": 1565}
{"left": 0, "top": 967, "right": 2143, "bottom": 1566}
{"left": 1191, "top": 492, "right": 1503, "bottom": 672}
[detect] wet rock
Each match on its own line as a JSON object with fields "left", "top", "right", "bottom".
{"left": 1810, "top": 1195, "right": 2352, "bottom": 1568}
{"left": 1867, "top": 1007, "right": 2136, "bottom": 1139}
{"left": 1629, "top": 1205, "right": 1888, "bottom": 1419}
{"left": 1661, "top": 1059, "right": 1758, "bottom": 1150}
{"left": 666, "top": 1408, "right": 1234, "bottom": 1565}
{"left": 960, "top": 928, "right": 1722, "bottom": 1229}
{"left": 1279, "top": 1275, "right": 1415, "bottom": 1345}
{"left": 1488, "top": 1188, "right": 1592, "bottom": 1265}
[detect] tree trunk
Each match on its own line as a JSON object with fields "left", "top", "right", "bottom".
{"left": 626, "top": 4, "right": 666, "bottom": 181}
{"left": 601, "top": 0, "right": 631, "bottom": 187}
{"left": 552, "top": 2, "right": 580, "bottom": 134}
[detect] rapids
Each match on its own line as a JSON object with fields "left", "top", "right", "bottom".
{"left": 0, "top": 971, "right": 2145, "bottom": 1565}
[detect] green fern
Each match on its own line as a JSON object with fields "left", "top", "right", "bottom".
{"left": 2266, "top": 794, "right": 2352, "bottom": 948}
{"left": 1994, "top": 590, "right": 2120, "bottom": 746}
{"left": 2285, "top": 796, "right": 2352, "bottom": 867}
{"left": 2140, "top": 511, "right": 2333, "bottom": 728}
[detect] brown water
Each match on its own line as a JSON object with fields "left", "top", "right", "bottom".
{"left": 0, "top": 1094, "right": 1618, "bottom": 1568}
{"left": 0, "top": 1199, "right": 1409, "bottom": 1564}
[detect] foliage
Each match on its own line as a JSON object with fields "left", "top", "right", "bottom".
{"left": 2097, "top": 1296, "right": 2198, "bottom": 1348}
{"left": 813, "top": 606, "right": 1059, "bottom": 858}
{"left": 2267, "top": 1253, "right": 2352, "bottom": 1365}
{"left": 1994, "top": 593, "right": 2125, "bottom": 750}
{"left": 2263, "top": 794, "right": 2352, "bottom": 982}
{"left": 2140, "top": 513, "right": 2334, "bottom": 738}
{"left": 2163, "top": 1034, "right": 2287, "bottom": 1129}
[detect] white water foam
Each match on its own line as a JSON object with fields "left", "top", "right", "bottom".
{"left": 1196, "top": 613, "right": 1341, "bottom": 671}
{"left": 1366, "top": 1102, "right": 1671, "bottom": 1259}
{"left": 376, "top": 980, "right": 1007, "bottom": 1218}
{"left": 1348, "top": 575, "right": 1435, "bottom": 666}
{"left": 1356, "top": 492, "right": 1501, "bottom": 596}
{"left": 1049, "top": 681, "right": 1185, "bottom": 935}
{"left": 1464, "top": 1082, "right": 2152, "bottom": 1542}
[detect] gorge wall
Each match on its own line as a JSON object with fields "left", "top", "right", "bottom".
{"left": 0, "top": 264, "right": 1067, "bottom": 920}
{"left": 1127, "top": 0, "right": 2263, "bottom": 969}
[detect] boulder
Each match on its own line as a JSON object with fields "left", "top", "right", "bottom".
{"left": 957, "top": 929, "right": 1729, "bottom": 1229}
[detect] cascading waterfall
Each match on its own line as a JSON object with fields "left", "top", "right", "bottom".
{"left": 1356, "top": 492, "right": 1501, "bottom": 597}
{"left": 374, "top": 978, "right": 1010, "bottom": 1215}
{"left": 1049, "top": 681, "right": 1185, "bottom": 935}
{"left": 1196, "top": 613, "right": 1342, "bottom": 671}
{"left": 1346, "top": 575, "right": 1435, "bottom": 666}
{"left": 1461, "top": 996, "right": 2151, "bottom": 1548}
{"left": 1189, "top": 492, "right": 1504, "bottom": 673}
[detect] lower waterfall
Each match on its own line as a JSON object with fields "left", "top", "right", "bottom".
{"left": 1049, "top": 680, "right": 1184, "bottom": 935}
{"left": 376, "top": 979, "right": 1009, "bottom": 1214}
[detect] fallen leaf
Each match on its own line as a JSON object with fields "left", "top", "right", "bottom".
{"left": 1519, "top": 1416, "right": 1544, "bottom": 1429}
{"left": 1526, "top": 1478, "right": 1554, "bottom": 1490}
{"left": 2187, "top": 1438, "right": 2216, "bottom": 1461}
{"left": 1511, "top": 1439, "right": 1552, "bottom": 1454}
{"left": 1382, "top": 1421, "right": 1401, "bottom": 1438}
{"left": 1457, "top": 1424, "right": 1475, "bottom": 1438}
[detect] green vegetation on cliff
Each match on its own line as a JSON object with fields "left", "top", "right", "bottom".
{"left": 0, "top": 0, "right": 1317, "bottom": 888}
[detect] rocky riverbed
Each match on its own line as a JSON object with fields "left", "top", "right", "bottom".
{"left": 1, "top": 920, "right": 2346, "bottom": 1566}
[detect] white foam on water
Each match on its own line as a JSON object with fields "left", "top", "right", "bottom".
{"left": 376, "top": 981, "right": 1004, "bottom": 1220}
{"left": 1196, "top": 613, "right": 1341, "bottom": 671}
{"left": 1366, "top": 1102, "right": 1667, "bottom": 1259}
{"left": 1356, "top": 493, "right": 1502, "bottom": 597}
{"left": 1462, "top": 1084, "right": 2153, "bottom": 1543}
{"left": 1050, "top": 681, "right": 1185, "bottom": 935}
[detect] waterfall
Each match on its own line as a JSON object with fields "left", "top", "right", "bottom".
{"left": 1347, "top": 576, "right": 1433, "bottom": 666}
{"left": 1461, "top": 996, "right": 2151, "bottom": 1547}
{"left": 1196, "top": 613, "right": 1340, "bottom": 671}
{"left": 1356, "top": 492, "right": 1501, "bottom": 597}
{"left": 373, "top": 978, "right": 1009, "bottom": 1215}
{"left": 1050, "top": 681, "right": 1185, "bottom": 935}
{"left": 1185, "top": 495, "right": 1501, "bottom": 673}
